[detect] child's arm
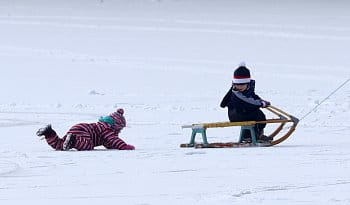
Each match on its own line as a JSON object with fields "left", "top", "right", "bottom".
{"left": 253, "top": 93, "right": 271, "bottom": 108}
{"left": 102, "top": 129, "right": 135, "bottom": 150}
{"left": 220, "top": 87, "right": 233, "bottom": 108}
{"left": 249, "top": 80, "right": 271, "bottom": 108}
{"left": 233, "top": 91, "right": 265, "bottom": 109}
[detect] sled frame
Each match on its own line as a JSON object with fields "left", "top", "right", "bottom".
{"left": 181, "top": 106, "right": 299, "bottom": 148}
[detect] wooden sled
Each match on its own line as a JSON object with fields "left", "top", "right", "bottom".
{"left": 180, "top": 106, "right": 299, "bottom": 148}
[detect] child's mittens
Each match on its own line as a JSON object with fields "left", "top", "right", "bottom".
{"left": 261, "top": 100, "right": 271, "bottom": 108}
{"left": 122, "top": 144, "right": 135, "bottom": 150}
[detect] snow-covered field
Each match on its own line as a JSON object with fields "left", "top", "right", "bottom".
{"left": 1, "top": 0, "right": 350, "bottom": 204}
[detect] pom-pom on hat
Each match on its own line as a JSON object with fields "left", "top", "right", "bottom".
{"left": 233, "top": 62, "right": 251, "bottom": 84}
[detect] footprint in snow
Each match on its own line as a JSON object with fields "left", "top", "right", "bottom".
{"left": 185, "top": 151, "right": 206, "bottom": 155}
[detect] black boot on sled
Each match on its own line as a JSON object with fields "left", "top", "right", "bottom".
{"left": 257, "top": 135, "right": 273, "bottom": 143}
{"left": 257, "top": 130, "right": 273, "bottom": 143}
{"left": 241, "top": 130, "right": 252, "bottom": 143}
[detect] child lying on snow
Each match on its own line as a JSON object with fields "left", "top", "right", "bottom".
{"left": 220, "top": 63, "right": 272, "bottom": 142}
{"left": 36, "top": 108, "right": 135, "bottom": 151}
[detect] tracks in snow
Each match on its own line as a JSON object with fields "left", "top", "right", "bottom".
{"left": 0, "top": 161, "right": 20, "bottom": 176}
{"left": 233, "top": 181, "right": 350, "bottom": 199}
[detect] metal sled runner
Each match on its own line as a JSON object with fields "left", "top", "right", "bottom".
{"left": 180, "top": 106, "right": 299, "bottom": 148}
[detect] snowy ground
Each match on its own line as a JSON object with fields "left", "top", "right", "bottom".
{"left": 1, "top": 0, "right": 350, "bottom": 204}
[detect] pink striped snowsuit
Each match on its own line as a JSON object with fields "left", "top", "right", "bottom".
{"left": 45, "top": 122, "right": 129, "bottom": 151}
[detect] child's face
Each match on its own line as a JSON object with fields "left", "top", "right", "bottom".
{"left": 234, "top": 84, "right": 248, "bottom": 92}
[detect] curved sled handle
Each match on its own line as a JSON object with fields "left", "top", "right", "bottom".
{"left": 264, "top": 105, "right": 300, "bottom": 146}
{"left": 266, "top": 105, "right": 299, "bottom": 124}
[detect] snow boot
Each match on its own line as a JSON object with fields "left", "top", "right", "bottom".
{"left": 256, "top": 130, "right": 273, "bottom": 143}
{"left": 241, "top": 130, "right": 252, "bottom": 143}
{"left": 257, "top": 135, "right": 273, "bottom": 143}
{"left": 36, "top": 124, "right": 56, "bottom": 137}
{"left": 62, "top": 133, "right": 75, "bottom": 151}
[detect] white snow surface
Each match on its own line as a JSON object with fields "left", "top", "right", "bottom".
{"left": 1, "top": 0, "right": 350, "bottom": 204}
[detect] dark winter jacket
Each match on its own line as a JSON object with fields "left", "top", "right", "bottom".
{"left": 220, "top": 80, "right": 265, "bottom": 122}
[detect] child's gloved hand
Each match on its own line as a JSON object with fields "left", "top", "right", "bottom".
{"left": 122, "top": 144, "right": 135, "bottom": 150}
{"left": 261, "top": 100, "right": 271, "bottom": 108}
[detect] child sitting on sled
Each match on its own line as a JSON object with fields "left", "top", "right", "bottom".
{"left": 220, "top": 63, "right": 272, "bottom": 142}
{"left": 36, "top": 108, "right": 135, "bottom": 151}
